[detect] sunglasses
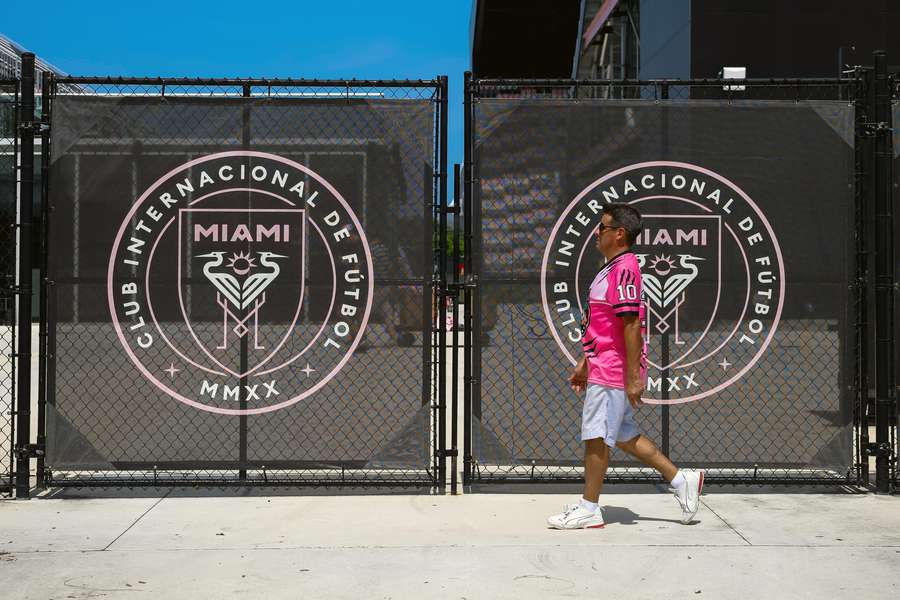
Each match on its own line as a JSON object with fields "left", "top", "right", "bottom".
{"left": 596, "top": 222, "right": 622, "bottom": 234}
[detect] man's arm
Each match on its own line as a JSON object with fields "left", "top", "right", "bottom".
{"left": 621, "top": 314, "right": 645, "bottom": 408}
{"left": 569, "top": 357, "right": 588, "bottom": 393}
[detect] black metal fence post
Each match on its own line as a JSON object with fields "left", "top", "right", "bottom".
{"left": 450, "top": 163, "right": 462, "bottom": 494}
{"left": 659, "top": 81, "right": 670, "bottom": 459}
{"left": 471, "top": 75, "right": 484, "bottom": 488}
{"left": 14, "top": 54, "right": 36, "bottom": 499}
{"left": 872, "top": 51, "right": 895, "bottom": 493}
{"left": 43, "top": 77, "right": 58, "bottom": 491}
{"left": 854, "top": 66, "right": 873, "bottom": 487}
{"left": 36, "top": 70, "right": 51, "bottom": 488}
{"left": 437, "top": 75, "right": 449, "bottom": 492}
{"left": 462, "top": 71, "right": 475, "bottom": 488}
{"left": 238, "top": 82, "right": 251, "bottom": 481}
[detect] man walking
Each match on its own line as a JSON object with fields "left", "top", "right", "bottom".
{"left": 547, "top": 203, "right": 703, "bottom": 529}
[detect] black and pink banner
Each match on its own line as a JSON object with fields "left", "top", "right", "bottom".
{"left": 472, "top": 97, "right": 855, "bottom": 472}
{"left": 46, "top": 95, "right": 434, "bottom": 472}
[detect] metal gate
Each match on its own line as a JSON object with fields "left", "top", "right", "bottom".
{"left": 21, "top": 73, "right": 449, "bottom": 492}
{"left": 461, "top": 63, "right": 896, "bottom": 489}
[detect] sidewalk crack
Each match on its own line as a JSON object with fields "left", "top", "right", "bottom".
{"left": 103, "top": 490, "right": 172, "bottom": 551}
{"left": 702, "top": 499, "right": 752, "bottom": 546}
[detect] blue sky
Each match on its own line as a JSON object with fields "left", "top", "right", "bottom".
{"left": 5, "top": 0, "right": 471, "bottom": 198}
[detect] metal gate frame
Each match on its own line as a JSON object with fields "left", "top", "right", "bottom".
{"left": 852, "top": 53, "right": 897, "bottom": 493}
{"left": 461, "top": 62, "right": 897, "bottom": 490}
{"left": 11, "top": 56, "right": 39, "bottom": 499}
{"left": 11, "top": 66, "right": 450, "bottom": 495}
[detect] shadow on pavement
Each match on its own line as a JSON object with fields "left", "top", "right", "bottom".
{"left": 601, "top": 505, "right": 686, "bottom": 525}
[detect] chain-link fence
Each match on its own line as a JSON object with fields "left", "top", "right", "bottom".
{"left": 0, "top": 79, "right": 17, "bottom": 496}
{"left": 464, "top": 77, "right": 866, "bottom": 486}
{"left": 6, "top": 71, "right": 894, "bottom": 494}
{"left": 42, "top": 77, "right": 447, "bottom": 488}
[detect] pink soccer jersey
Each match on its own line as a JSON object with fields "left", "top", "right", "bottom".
{"left": 581, "top": 251, "right": 648, "bottom": 388}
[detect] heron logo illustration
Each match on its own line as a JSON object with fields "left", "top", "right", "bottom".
{"left": 638, "top": 252, "right": 704, "bottom": 342}
{"left": 108, "top": 151, "right": 374, "bottom": 416}
{"left": 541, "top": 161, "right": 784, "bottom": 405}
{"left": 177, "top": 207, "right": 307, "bottom": 379}
{"left": 196, "top": 250, "right": 287, "bottom": 350}
{"left": 639, "top": 254, "right": 702, "bottom": 309}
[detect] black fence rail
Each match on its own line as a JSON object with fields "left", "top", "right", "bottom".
{"left": 0, "top": 77, "right": 18, "bottom": 497}
{"left": 463, "top": 71, "right": 895, "bottom": 489}
{"left": 29, "top": 73, "right": 448, "bottom": 492}
{"left": 471, "top": 78, "right": 853, "bottom": 102}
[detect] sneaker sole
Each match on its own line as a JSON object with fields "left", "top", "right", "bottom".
{"left": 548, "top": 522, "right": 606, "bottom": 530}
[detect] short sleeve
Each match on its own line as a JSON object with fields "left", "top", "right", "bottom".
{"left": 605, "top": 261, "right": 642, "bottom": 317}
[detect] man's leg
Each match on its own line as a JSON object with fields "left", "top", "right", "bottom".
{"left": 547, "top": 386, "right": 611, "bottom": 529}
{"left": 615, "top": 434, "right": 677, "bottom": 482}
{"left": 547, "top": 437, "right": 608, "bottom": 529}
{"left": 583, "top": 438, "right": 610, "bottom": 502}
{"left": 617, "top": 434, "right": 704, "bottom": 523}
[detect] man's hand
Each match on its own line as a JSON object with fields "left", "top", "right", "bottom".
{"left": 569, "top": 358, "right": 588, "bottom": 394}
{"left": 625, "top": 378, "right": 645, "bottom": 409}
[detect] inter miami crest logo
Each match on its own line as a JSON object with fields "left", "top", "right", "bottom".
{"left": 541, "top": 161, "right": 785, "bottom": 404}
{"left": 108, "top": 151, "right": 373, "bottom": 415}
{"left": 179, "top": 208, "right": 306, "bottom": 377}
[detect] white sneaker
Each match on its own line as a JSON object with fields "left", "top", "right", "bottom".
{"left": 547, "top": 503, "right": 605, "bottom": 529}
{"left": 672, "top": 470, "right": 705, "bottom": 524}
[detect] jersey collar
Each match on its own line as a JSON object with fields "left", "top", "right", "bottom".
{"left": 605, "top": 248, "right": 633, "bottom": 264}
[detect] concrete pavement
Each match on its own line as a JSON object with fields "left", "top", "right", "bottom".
{"left": 1, "top": 488, "right": 898, "bottom": 599}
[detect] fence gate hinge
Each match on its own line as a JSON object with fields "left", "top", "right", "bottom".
{"left": 438, "top": 449, "right": 459, "bottom": 458}
{"left": 1, "top": 285, "right": 32, "bottom": 297}
{"left": 18, "top": 121, "right": 49, "bottom": 135}
{"left": 15, "top": 444, "right": 45, "bottom": 459}
{"left": 864, "top": 442, "right": 891, "bottom": 458}
{"left": 861, "top": 121, "right": 892, "bottom": 135}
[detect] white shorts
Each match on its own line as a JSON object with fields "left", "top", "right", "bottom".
{"left": 581, "top": 383, "right": 640, "bottom": 447}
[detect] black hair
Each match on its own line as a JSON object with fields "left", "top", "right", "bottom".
{"left": 602, "top": 203, "right": 642, "bottom": 245}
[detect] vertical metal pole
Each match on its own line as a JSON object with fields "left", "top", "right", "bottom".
{"left": 44, "top": 78, "right": 58, "bottom": 489}
{"left": 36, "top": 71, "right": 51, "bottom": 488}
{"left": 659, "top": 82, "right": 670, "bottom": 459}
{"left": 239, "top": 83, "right": 251, "bottom": 480}
{"left": 423, "top": 159, "right": 435, "bottom": 488}
{"left": 660, "top": 335, "right": 670, "bottom": 455}
{"left": 872, "top": 51, "right": 895, "bottom": 493}
{"left": 462, "top": 72, "right": 475, "bottom": 488}
{"left": 15, "top": 54, "right": 36, "bottom": 499}
{"left": 424, "top": 82, "right": 439, "bottom": 490}
{"left": 470, "top": 75, "right": 484, "bottom": 458}
{"left": 450, "top": 163, "right": 461, "bottom": 495}
{"left": 854, "top": 67, "right": 872, "bottom": 486}
{"left": 437, "top": 75, "right": 449, "bottom": 492}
